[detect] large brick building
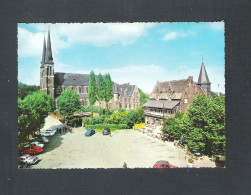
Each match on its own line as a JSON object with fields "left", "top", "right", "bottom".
{"left": 143, "top": 61, "right": 211, "bottom": 131}
{"left": 40, "top": 29, "right": 140, "bottom": 110}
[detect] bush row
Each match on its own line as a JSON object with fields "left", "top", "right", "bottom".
{"left": 85, "top": 124, "right": 129, "bottom": 131}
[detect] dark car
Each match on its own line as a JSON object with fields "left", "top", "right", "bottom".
{"left": 153, "top": 160, "right": 178, "bottom": 168}
{"left": 102, "top": 129, "right": 111, "bottom": 135}
{"left": 85, "top": 129, "right": 95, "bottom": 136}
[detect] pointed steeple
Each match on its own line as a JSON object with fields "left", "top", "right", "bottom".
{"left": 198, "top": 61, "right": 210, "bottom": 85}
{"left": 197, "top": 59, "right": 211, "bottom": 97}
{"left": 45, "top": 28, "right": 53, "bottom": 64}
{"left": 41, "top": 35, "right": 46, "bottom": 67}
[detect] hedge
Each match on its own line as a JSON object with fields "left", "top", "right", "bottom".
{"left": 85, "top": 124, "right": 129, "bottom": 131}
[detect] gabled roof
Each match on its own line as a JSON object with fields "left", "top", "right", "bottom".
{"left": 152, "top": 78, "right": 189, "bottom": 94}
{"left": 150, "top": 78, "right": 192, "bottom": 99}
{"left": 55, "top": 72, "right": 100, "bottom": 86}
{"left": 143, "top": 99, "right": 180, "bottom": 109}
{"left": 113, "top": 83, "right": 136, "bottom": 96}
{"left": 197, "top": 62, "right": 210, "bottom": 84}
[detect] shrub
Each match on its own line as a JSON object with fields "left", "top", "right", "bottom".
{"left": 85, "top": 124, "right": 129, "bottom": 131}
{"left": 188, "top": 159, "right": 194, "bottom": 163}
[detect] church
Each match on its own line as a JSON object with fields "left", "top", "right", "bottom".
{"left": 143, "top": 60, "right": 211, "bottom": 131}
{"left": 40, "top": 29, "right": 140, "bottom": 110}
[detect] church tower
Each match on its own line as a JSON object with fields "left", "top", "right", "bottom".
{"left": 40, "top": 28, "right": 55, "bottom": 100}
{"left": 197, "top": 59, "right": 211, "bottom": 97}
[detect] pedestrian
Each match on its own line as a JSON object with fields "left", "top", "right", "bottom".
{"left": 123, "top": 162, "right": 127, "bottom": 168}
{"left": 59, "top": 128, "right": 62, "bottom": 134}
{"left": 109, "top": 130, "right": 111, "bottom": 137}
{"left": 56, "top": 128, "right": 58, "bottom": 133}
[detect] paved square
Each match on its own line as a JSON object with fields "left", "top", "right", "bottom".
{"left": 30, "top": 126, "right": 187, "bottom": 169}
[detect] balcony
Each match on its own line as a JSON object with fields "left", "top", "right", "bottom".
{"left": 144, "top": 110, "right": 174, "bottom": 118}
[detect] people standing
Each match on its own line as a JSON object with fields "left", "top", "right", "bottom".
{"left": 123, "top": 162, "right": 127, "bottom": 168}
{"left": 109, "top": 130, "right": 111, "bottom": 137}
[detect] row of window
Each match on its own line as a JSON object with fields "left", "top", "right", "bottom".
{"left": 146, "top": 108, "right": 174, "bottom": 114}
{"left": 62, "top": 86, "right": 89, "bottom": 93}
{"left": 120, "top": 104, "right": 139, "bottom": 109}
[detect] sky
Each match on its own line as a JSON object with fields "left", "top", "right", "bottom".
{"left": 18, "top": 22, "right": 225, "bottom": 93}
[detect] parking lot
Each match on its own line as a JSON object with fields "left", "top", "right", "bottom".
{"left": 28, "top": 117, "right": 187, "bottom": 169}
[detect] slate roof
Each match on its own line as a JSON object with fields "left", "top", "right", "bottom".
{"left": 54, "top": 72, "right": 100, "bottom": 86}
{"left": 197, "top": 62, "right": 211, "bottom": 84}
{"left": 45, "top": 29, "right": 53, "bottom": 64}
{"left": 40, "top": 36, "right": 46, "bottom": 67}
{"left": 143, "top": 100, "right": 180, "bottom": 109}
{"left": 150, "top": 77, "right": 192, "bottom": 99}
{"left": 113, "top": 83, "right": 136, "bottom": 96}
{"left": 157, "top": 79, "right": 189, "bottom": 93}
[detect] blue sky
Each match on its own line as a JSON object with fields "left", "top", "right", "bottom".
{"left": 18, "top": 22, "right": 225, "bottom": 93}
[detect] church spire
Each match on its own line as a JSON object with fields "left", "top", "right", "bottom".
{"left": 197, "top": 60, "right": 210, "bottom": 85}
{"left": 41, "top": 35, "right": 46, "bottom": 66}
{"left": 197, "top": 59, "right": 211, "bottom": 97}
{"left": 45, "top": 27, "right": 53, "bottom": 64}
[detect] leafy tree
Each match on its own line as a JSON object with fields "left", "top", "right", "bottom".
{"left": 18, "top": 83, "right": 39, "bottom": 99}
{"left": 186, "top": 94, "right": 225, "bottom": 155}
{"left": 88, "top": 71, "right": 97, "bottom": 106}
{"left": 126, "top": 110, "right": 142, "bottom": 128}
{"left": 104, "top": 73, "right": 114, "bottom": 110}
{"left": 57, "top": 89, "right": 81, "bottom": 116}
{"left": 162, "top": 112, "right": 189, "bottom": 139}
{"left": 97, "top": 73, "right": 105, "bottom": 107}
{"left": 108, "top": 109, "right": 128, "bottom": 124}
{"left": 162, "top": 94, "right": 225, "bottom": 155}
{"left": 18, "top": 92, "right": 54, "bottom": 141}
{"left": 138, "top": 88, "right": 149, "bottom": 106}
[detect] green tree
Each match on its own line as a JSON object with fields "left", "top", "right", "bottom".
{"left": 97, "top": 73, "right": 105, "bottom": 107}
{"left": 18, "top": 82, "right": 39, "bottom": 99}
{"left": 162, "top": 112, "right": 189, "bottom": 139}
{"left": 186, "top": 94, "right": 225, "bottom": 155}
{"left": 88, "top": 71, "right": 97, "bottom": 106}
{"left": 57, "top": 89, "right": 81, "bottom": 116}
{"left": 138, "top": 88, "right": 149, "bottom": 106}
{"left": 18, "top": 92, "right": 54, "bottom": 141}
{"left": 104, "top": 73, "right": 114, "bottom": 110}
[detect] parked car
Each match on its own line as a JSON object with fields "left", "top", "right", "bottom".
{"left": 19, "top": 154, "right": 39, "bottom": 165}
{"left": 30, "top": 141, "right": 44, "bottom": 148}
{"left": 20, "top": 145, "right": 43, "bottom": 154}
{"left": 35, "top": 136, "right": 49, "bottom": 144}
{"left": 85, "top": 129, "right": 95, "bottom": 136}
{"left": 102, "top": 129, "right": 111, "bottom": 135}
{"left": 153, "top": 160, "right": 178, "bottom": 168}
{"left": 41, "top": 129, "right": 56, "bottom": 136}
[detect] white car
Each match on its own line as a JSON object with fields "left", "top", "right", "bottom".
{"left": 30, "top": 141, "right": 44, "bottom": 148}
{"left": 19, "top": 154, "right": 39, "bottom": 165}
{"left": 41, "top": 129, "right": 56, "bottom": 136}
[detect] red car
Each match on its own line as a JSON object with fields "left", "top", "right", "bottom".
{"left": 20, "top": 145, "right": 43, "bottom": 154}
{"left": 153, "top": 160, "right": 178, "bottom": 168}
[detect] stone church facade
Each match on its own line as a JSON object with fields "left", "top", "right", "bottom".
{"left": 143, "top": 61, "right": 211, "bottom": 131}
{"left": 40, "top": 29, "right": 140, "bottom": 110}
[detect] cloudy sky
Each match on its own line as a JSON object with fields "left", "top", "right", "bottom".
{"left": 18, "top": 22, "right": 225, "bottom": 93}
